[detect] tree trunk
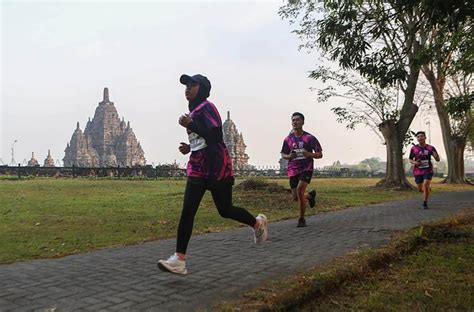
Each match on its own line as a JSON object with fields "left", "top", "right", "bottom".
{"left": 446, "top": 136, "right": 468, "bottom": 183}
{"left": 424, "top": 69, "right": 469, "bottom": 184}
{"left": 377, "top": 120, "right": 414, "bottom": 189}
{"left": 375, "top": 58, "right": 419, "bottom": 189}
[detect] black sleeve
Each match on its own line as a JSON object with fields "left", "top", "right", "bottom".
{"left": 187, "top": 119, "right": 212, "bottom": 140}
{"left": 281, "top": 139, "right": 290, "bottom": 154}
{"left": 409, "top": 147, "right": 415, "bottom": 159}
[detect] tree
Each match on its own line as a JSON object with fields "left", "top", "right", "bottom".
{"left": 444, "top": 74, "right": 473, "bottom": 182}
{"left": 421, "top": 17, "right": 473, "bottom": 183}
{"left": 469, "top": 122, "right": 474, "bottom": 152}
{"left": 359, "top": 157, "right": 385, "bottom": 173}
{"left": 280, "top": 0, "right": 474, "bottom": 187}
{"left": 312, "top": 67, "right": 401, "bottom": 139}
{"left": 280, "top": 0, "right": 430, "bottom": 188}
{"left": 311, "top": 67, "right": 427, "bottom": 182}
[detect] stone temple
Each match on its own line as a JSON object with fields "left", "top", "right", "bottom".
{"left": 63, "top": 88, "right": 146, "bottom": 167}
{"left": 44, "top": 149, "right": 55, "bottom": 167}
{"left": 27, "top": 152, "right": 39, "bottom": 167}
{"left": 222, "top": 111, "right": 249, "bottom": 171}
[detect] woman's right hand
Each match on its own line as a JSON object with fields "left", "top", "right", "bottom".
{"left": 179, "top": 142, "right": 190, "bottom": 155}
{"left": 179, "top": 114, "right": 192, "bottom": 128}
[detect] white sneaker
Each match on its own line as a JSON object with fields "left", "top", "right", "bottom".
{"left": 254, "top": 214, "right": 268, "bottom": 244}
{"left": 157, "top": 253, "right": 187, "bottom": 275}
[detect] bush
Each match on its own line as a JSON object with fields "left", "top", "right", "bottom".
{"left": 235, "top": 177, "right": 289, "bottom": 193}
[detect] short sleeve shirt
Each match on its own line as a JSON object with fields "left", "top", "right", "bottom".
{"left": 409, "top": 144, "right": 437, "bottom": 176}
{"left": 281, "top": 131, "right": 322, "bottom": 177}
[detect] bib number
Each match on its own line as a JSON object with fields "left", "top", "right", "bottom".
{"left": 292, "top": 148, "right": 306, "bottom": 160}
{"left": 188, "top": 132, "right": 207, "bottom": 151}
{"left": 419, "top": 159, "right": 430, "bottom": 169}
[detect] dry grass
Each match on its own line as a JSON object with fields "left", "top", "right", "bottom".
{"left": 217, "top": 209, "right": 474, "bottom": 311}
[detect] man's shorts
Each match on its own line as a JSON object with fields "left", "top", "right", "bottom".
{"left": 289, "top": 171, "right": 313, "bottom": 189}
{"left": 414, "top": 173, "right": 433, "bottom": 184}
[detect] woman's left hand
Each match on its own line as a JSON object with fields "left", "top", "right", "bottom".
{"left": 179, "top": 114, "right": 192, "bottom": 128}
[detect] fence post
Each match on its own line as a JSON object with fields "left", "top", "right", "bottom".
{"left": 72, "top": 164, "right": 76, "bottom": 178}
{"left": 117, "top": 165, "right": 120, "bottom": 179}
{"left": 18, "top": 163, "right": 21, "bottom": 179}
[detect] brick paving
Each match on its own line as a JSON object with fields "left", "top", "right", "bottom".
{"left": 0, "top": 191, "right": 472, "bottom": 311}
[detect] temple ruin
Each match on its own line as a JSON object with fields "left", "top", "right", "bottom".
{"left": 222, "top": 111, "right": 250, "bottom": 171}
{"left": 63, "top": 88, "right": 146, "bottom": 167}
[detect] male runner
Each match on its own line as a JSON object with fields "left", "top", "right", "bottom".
{"left": 409, "top": 131, "right": 440, "bottom": 209}
{"left": 281, "top": 112, "right": 323, "bottom": 227}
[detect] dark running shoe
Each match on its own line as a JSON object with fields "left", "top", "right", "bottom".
{"left": 308, "top": 190, "right": 316, "bottom": 208}
{"left": 423, "top": 203, "right": 429, "bottom": 210}
{"left": 297, "top": 218, "right": 307, "bottom": 227}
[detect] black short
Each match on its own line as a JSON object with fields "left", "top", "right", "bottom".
{"left": 289, "top": 171, "right": 313, "bottom": 189}
{"left": 414, "top": 173, "right": 433, "bottom": 184}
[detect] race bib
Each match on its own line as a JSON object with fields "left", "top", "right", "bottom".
{"left": 419, "top": 159, "right": 430, "bottom": 169}
{"left": 292, "top": 148, "right": 306, "bottom": 160}
{"left": 188, "top": 132, "right": 207, "bottom": 151}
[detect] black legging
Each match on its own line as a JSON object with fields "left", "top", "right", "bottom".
{"left": 176, "top": 179, "right": 256, "bottom": 254}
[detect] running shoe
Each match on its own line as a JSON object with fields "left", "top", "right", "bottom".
{"left": 297, "top": 217, "right": 307, "bottom": 227}
{"left": 254, "top": 214, "right": 268, "bottom": 244}
{"left": 157, "top": 253, "right": 187, "bottom": 275}
{"left": 308, "top": 190, "right": 316, "bottom": 208}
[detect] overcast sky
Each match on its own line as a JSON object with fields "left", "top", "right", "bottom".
{"left": 1, "top": 0, "right": 446, "bottom": 168}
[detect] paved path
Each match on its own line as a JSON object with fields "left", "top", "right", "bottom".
{"left": 1, "top": 191, "right": 473, "bottom": 311}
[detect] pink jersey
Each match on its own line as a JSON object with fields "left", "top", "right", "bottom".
{"left": 409, "top": 144, "right": 437, "bottom": 176}
{"left": 281, "top": 131, "right": 322, "bottom": 177}
{"left": 186, "top": 101, "right": 233, "bottom": 181}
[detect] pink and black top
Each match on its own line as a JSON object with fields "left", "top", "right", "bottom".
{"left": 281, "top": 131, "right": 322, "bottom": 177}
{"left": 186, "top": 100, "right": 233, "bottom": 181}
{"left": 409, "top": 144, "right": 437, "bottom": 176}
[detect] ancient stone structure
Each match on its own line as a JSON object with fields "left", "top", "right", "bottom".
{"left": 27, "top": 152, "right": 39, "bottom": 167}
{"left": 63, "top": 88, "right": 146, "bottom": 167}
{"left": 222, "top": 111, "right": 249, "bottom": 171}
{"left": 43, "top": 150, "right": 55, "bottom": 167}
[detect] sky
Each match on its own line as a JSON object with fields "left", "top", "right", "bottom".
{"left": 1, "top": 0, "right": 447, "bottom": 168}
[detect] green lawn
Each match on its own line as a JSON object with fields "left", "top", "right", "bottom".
{"left": 0, "top": 177, "right": 471, "bottom": 264}
{"left": 217, "top": 210, "right": 474, "bottom": 312}
{"left": 302, "top": 220, "right": 474, "bottom": 311}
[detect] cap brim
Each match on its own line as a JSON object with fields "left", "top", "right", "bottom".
{"left": 180, "top": 74, "right": 195, "bottom": 85}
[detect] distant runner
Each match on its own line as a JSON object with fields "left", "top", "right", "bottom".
{"left": 409, "top": 131, "right": 440, "bottom": 209}
{"left": 281, "top": 112, "right": 323, "bottom": 227}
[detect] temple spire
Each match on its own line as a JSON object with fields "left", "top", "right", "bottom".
{"left": 103, "top": 88, "right": 109, "bottom": 102}
{"left": 76, "top": 122, "right": 80, "bottom": 130}
{"left": 227, "top": 111, "right": 230, "bottom": 120}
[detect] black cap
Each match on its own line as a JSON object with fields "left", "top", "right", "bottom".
{"left": 180, "top": 74, "right": 211, "bottom": 92}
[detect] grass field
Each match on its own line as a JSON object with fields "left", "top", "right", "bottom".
{"left": 218, "top": 210, "right": 474, "bottom": 311}
{"left": 0, "top": 177, "right": 471, "bottom": 264}
{"left": 301, "top": 213, "right": 474, "bottom": 311}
